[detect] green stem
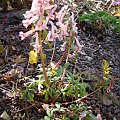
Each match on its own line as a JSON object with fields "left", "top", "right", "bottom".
{"left": 39, "top": 31, "right": 49, "bottom": 85}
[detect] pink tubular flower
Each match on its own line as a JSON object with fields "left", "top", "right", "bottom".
{"left": 19, "top": 29, "right": 36, "bottom": 40}
{"left": 46, "top": 21, "right": 58, "bottom": 41}
{"left": 34, "top": 32, "right": 40, "bottom": 53}
{"left": 47, "top": 4, "right": 57, "bottom": 20}
{"left": 70, "top": 12, "right": 78, "bottom": 34}
{"left": 56, "top": 5, "right": 68, "bottom": 23}
{"left": 31, "top": 0, "right": 40, "bottom": 11}
{"left": 112, "top": 0, "right": 120, "bottom": 6}
{"left": 23, "top": 11, "right": 34, "bottom": 20}
{"left": 56, "top": 21, "right": 69, "bottom": 37}
{"left": 116, "top": 0, "right": 120, "bottom": 5}
{"left": 49, "top": 21, "right": 57, "bottom": 36}
{"left": 97, "top": 114, "right": 102, "bottom": 120}
{"left": 22, "top": 16, "right": 39, "bottom": 28}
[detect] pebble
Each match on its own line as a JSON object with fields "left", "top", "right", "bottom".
{"left": 90, "top": 100, "right": 96, "bottom": 105}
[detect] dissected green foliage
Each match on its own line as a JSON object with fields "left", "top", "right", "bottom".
{"left": 79, "top": 11, "right": 120, "bottom": 33}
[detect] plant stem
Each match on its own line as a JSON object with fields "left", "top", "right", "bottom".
{"left": 58, "top": 34, "right": 73, "bottom": 89}
{"left": 58, "top": 48, "right": 70, "bottom": 89}
{"left": 52, "top": 34, "right": 73, "bottom": 103}
{"left": 39, "top": 31, "right": 49, "bottom": 85}
{"left": 50, "top": 39, "right": 56, "bottom": 64}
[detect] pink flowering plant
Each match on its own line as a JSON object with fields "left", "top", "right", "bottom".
{"left": 112, "top": 0, "right": 120, "bottom": 6}
{"left": 20, "top": 0, "right": 81, "bottom": 102}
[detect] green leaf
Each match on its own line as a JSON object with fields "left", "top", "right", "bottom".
{"left": 67, "top": 87, "right": 73, "bottom": 96}
{"left": 44, "top": 116, "right": 51, "bottom": 120}
{"left": 55, "top": 103, "right": 60, "bottom": 109}
{"left": 0, "top": 45, "right": 4, "bottom": 54}
{"left": 43, "top": 53, "right": 46, "bottom": 60}
{"left": 91, "top": 114, "right": 97, "bottom": 120}
{"left": 27, "top": 92, "right": 34, "bottom": 102}
{"left": 46, "top": 109, "right": 53, "bottom": 118}
{"left": 56, "top": 68, "right": 63, "bottom": 77}
{"left": 44, "top": 40, "right": 52, "bottom": 49}
{"left": 42, "top": 30, "right": 48, "bottom": 39}
{"left": 48, "top": 89, "right": 53, "bottom": 97}
{"left": 45, "top": 92, "right": 49, "bottom": 100}
{"left": 63, "top": 63, "right": 69, "bottom": 69}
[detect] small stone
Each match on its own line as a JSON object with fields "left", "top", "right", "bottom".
{"left": 90, "top": 100, "right": 96, "bottom": 105}
{"left": 0, "top": 7, "right": 3, "bottom": 11}
{"left": 108, "top": 107, "right": 112, "bottom": 112}
{"left": 108, "top": 112, "right": 112, "bottom": 118}
{"left": 114, "top": 109, "right": 119, "bottom": 114}
{"left": 102, "top": 96, "right": 112, "bottom": 106}
{"left": 85, "top": 56, "right": 93, "bottom": 61}
{"left": 117, "top": 113, "right": 120, "bottom": 118}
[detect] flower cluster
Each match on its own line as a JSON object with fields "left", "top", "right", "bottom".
{"left": 19, "top": 0, "right": 78, "bottom": 53}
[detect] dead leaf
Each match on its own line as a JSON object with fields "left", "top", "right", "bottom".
{"left": 11, "top": 46, "right": 16, "bottom": 51}
{"left": 102, "top": 95, "right": 112, "bottom": 106}
{"left": 2, "top": 66, "right": 24, "bottom": 81}
{"left": 0, "top": 44, "right": 4, "bottom": 54}
{"left": 0, "top": 111, "right": 11, "bottom": 120}
{"left": 15, "top": 55, "right": 26, "bottom": 63}
{"left": 42, "top": 104, "right": 50, "bottom": 111}
{"left": 113, "top": 11, "right": 120, "bottom": 17}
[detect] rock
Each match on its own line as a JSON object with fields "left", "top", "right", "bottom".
{"left": 90, "top": 100, "right": 96, "bottom": 105}
{"left": 102, "top": 96, "right": 112, "bottom": 106}
{"left": 0, "top": 7, "right": 3, "bottom": 11}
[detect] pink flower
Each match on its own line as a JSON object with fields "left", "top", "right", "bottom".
{"left": 56, "top": 5, "right": 68, "bottom": 22}
{"left": 22, "top": 16, "right": 39, "bottom": 28}
{"left": 75, "top": 37, "right": 83, "bottom": 52}
{"left": 24, "top": 11, "right": 34, "bottom": 20}
{"left": 46, "top": 21, "right": 58, "bottom": 41}
{"left": 19, "top": 29, "right": 36, "bottom": 40}
{"left": 49, "top": 21, "right": 57, "bottom": 36}
{"left": 56, "top": 21, "right": 69, "bottom": 37}
{"left": 112, "top": 0, "right": 120, "bottom": 6}
{"left": 70, "top": 13, "right": 78, "bottom": 34}
{"left": 47, "top": 4, "right": 57, "bottom": 20}
{"left": 31, "top": 0, "right": 40, "bottom": 11}
{"left": 97, "top": 114, "right": 102, "bottom": 120}
{"left": 34, "top": 32, "right": 40, "bottom": 53}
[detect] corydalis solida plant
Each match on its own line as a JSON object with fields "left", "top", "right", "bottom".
{"left": 19, "top": 0, "right": 80, "bottom": 85}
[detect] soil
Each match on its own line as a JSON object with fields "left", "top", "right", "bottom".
{"left": 0, "top": 9, "right": 120, "bottom": 120}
